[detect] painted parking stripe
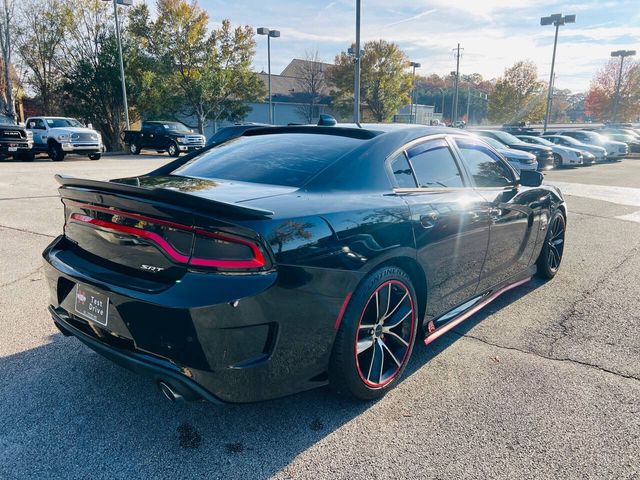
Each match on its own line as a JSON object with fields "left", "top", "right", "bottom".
{"left": 547, "top": 181, "right": 640, "bottom": 224}
{"left": 547, "top": 181, "right": 640, "bottom": 208}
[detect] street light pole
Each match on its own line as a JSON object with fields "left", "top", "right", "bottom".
{"left": 452, "top": 44, "right": 462, "bottom": 124}
{"left": 110, "top": 0, "right": 132, "bottom": 130}
{"left": 257, "top": 27, "right": 280, "bottom": 124}
{"left": 409, "top": 62, "right": 421, "bottom": 123}
{"left": 611, "top": 49, "right": 636, "bottom": 122}
{"left": 354, "top": 0, "right": 361, "bottom": 124}
{"left": 541, "top": 13, "right": 575, "bottom": 133}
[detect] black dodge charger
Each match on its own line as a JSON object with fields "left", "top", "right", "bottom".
{"left": 44, "top": 124, "right": 566, "bottom": 403}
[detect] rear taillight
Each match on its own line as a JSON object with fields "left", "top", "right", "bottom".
{"left": 66, "top": 201, "right": 269, "bottom": 272}
{"left": 191, "top": 230, "right": 266, "bottom": 269}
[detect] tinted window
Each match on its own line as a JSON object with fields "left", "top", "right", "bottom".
{"left": 173, "top": 133, "right": 363, "bottom": 187}
{"left": 406, "top": 139, "right": 464, "bottom": 188}
{"left": 389, "top": 153, "right": 416, "bottom": 188}
{"left": 455, "top": 139, "right": 514, "bottom": 188}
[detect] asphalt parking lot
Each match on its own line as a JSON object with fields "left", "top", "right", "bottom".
{"left": 1, "top": 154, "right": 639, "bottom": 479}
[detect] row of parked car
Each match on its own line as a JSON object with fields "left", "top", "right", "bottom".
{"left": 0, "top": 116, "right": 104, "bottom": 162}
{"left": 470, "top": 124, "right": 640, "bottom": 173}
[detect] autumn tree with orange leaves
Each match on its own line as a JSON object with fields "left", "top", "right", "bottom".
{"left": 585, "top": 58, "right": 640, "bottom": 121}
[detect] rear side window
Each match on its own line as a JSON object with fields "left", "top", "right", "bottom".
{"left": 406, "top": 139, "right": 464, "bottom": 188}
{"left": 389, "top": 153, "right": 416, "bottom": 188}
{"left": 173, "top": 133, "right": 363, "bottom": 187}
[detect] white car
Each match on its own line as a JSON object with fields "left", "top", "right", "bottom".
{"left": 550, "top": 130, "right": 628, "bottom": 159}
{"left": 26, "top": 116, "right": 103, "bottom": 162}
{"left": 516, "top": 135, "right": 584, "bottom": 167}
{"left": 542, "top": 134, "right": 607, "bottom": 163}
{"left": 478, "top": 136, "right": 538, "bottom": 172}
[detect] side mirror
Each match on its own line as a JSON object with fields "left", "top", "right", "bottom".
{"left": 87, "top": 123, "right": 93, "bottom": 129}
{"left": 519, "top": 170, "right": 543, "bottom": 187}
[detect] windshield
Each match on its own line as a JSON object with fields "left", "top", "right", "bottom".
{"left": 529, "top": 137, "right": 553, "bottom": 146}
{"left": 163, "top": 122, "right": 192, "bottom": 133}
{"left": 481, "top": 137, "right": 507, "bottom": 150}
{"left": 45, "top": 118, "right": 83, "bottom": 128}
{"left": 0, "top": 116, "right": 15, "bottom": 126}
{"left": 173, "top": 132, "right": 364, "bottom": 187}
{"left": 578, "top": 131, "right": 605, "bottom": 143}
{"left": 488, "top": 131, "right": 523, "bottom": 144}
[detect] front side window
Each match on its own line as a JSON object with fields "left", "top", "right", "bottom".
{"left": 405, "top": 138, "right": 464, "bottom": 188}
{"left": 455, "top": 138, "right": 514, "bottom": 188}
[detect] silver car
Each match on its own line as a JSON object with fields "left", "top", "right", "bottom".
{"left": 478, "top": 136, "right": 538, "bottom": 172}
{"left": 542, "top": 135, "right": 607, "bottom": 163}
{"left": 517, "top": 135, "right": 584, "bottom": 167}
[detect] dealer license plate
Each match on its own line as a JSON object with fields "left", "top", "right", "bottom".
{"left": 74, "top": 284, "right": 109, "bottom": 326}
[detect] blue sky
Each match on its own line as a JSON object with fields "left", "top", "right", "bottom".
{"left": 191, "top": 0, "right": 640, "bottom": 92}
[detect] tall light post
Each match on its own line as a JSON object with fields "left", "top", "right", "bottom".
{"left": 257, "top": 27, "right": 280, "bottom": 124}
{"left": 451, "top": 44, "right": 462, "bottom": 124}
{"left": 409, "top": 61, "right": 421, "bottom": 123}
{"left": 611, "top": 49, "right": 636, "bottom": 122}
{"left": 105, "top": 0, "right": 132, "bottom": 130}
{"left": 541, "top": 13, "right": 575, "bottom": 133}
{"left": 353, "top": 0, "right": 362, "bottom": 124}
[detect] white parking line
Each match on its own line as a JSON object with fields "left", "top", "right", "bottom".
{"left": 547, "top": 181, "right": 640, "bottom": 224}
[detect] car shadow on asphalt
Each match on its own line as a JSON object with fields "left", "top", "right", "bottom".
{"left": 0, "top": 278, "right": 546, "bottom": 479}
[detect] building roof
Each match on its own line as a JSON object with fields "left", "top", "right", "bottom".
{"left": 280, "top": 58, "right": 334, "bottom": 77}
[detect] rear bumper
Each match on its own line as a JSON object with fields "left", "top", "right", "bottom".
{"left": 43, "top": 235, "right": 359, "bottom": 403}
{"left": 50, "top": 306, "right": 223, "bottom": 403}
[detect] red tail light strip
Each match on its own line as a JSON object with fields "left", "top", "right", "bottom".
{"left": 193, "top": 229, "right": 266, "bottom": 268}
{"left": 69, "top": 213, "right": 190, "bottom": 263}
{"left": 66, "top": 202, "right": 268, "bottom": 269}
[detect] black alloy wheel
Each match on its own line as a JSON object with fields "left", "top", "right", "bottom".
{"left": 167, "top": 142, "right": 180, "bottom": 157}
{"left": 48, "top": 143, "right": 65, "bottom": 162}
{"left": 537, "top": 210, "right": 566, "bottom": 279}
{"left": 330, "top": 266, "right": 418, "bottom": 400}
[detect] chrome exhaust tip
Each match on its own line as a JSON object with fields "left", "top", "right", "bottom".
{"left": 158, "top": 381, "right": 184, "bottom": 402}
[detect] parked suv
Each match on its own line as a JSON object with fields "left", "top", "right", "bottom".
{"left": 122, "top": 121, "right": 205, "bottom": 156}
{"left": 26, "top": 117, "right": 103, "bottom": 161}
{"left": 0, "top": 115, "right": 34, "bottom": 161}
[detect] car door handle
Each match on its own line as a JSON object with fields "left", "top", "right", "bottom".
{"left": 420, "top": 212, "right": 439, "bottom": 229}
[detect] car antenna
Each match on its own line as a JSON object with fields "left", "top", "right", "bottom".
{"left": 317, "top": 114, "right": 337, "bottom": 127}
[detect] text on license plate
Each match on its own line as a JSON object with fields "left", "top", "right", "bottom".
{"left": 74, "top": 285, "right": 109, "bottom": 326}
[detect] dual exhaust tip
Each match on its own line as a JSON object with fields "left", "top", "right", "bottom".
{"left": 158, "top": 381, "right": 184, "bottom": 402}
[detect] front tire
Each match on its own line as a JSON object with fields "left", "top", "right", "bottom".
{"left": 552, "top": 153, "right": 562, "bottom": 169}
{"left": 48, "top": 142, "right": 65, "bottom": 162}
{"left": 537, "top": 210, "right": 566, "bottom": 279}
{"left": 16, "top": 151, "right": 35, "bottom": 162}
{"left": 88, "top": 153, "right": 101, "bottom": 160}
{"left": 167, "top": 142, "right": 180, "bottom": 157}
{"left": 330, "top": 266, "right": 418, "bottom": 400}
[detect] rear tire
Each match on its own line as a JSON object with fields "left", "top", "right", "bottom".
{"left": 330, "top": 266, "right": 418, "bottom": 401}
{"left": 129, "top": 143, "right": 140, "bottom": 155}
{"left": 537, "top": 210, "right": 566, "bottom": 279}
{"left": 48, "top": 142, "right": 65, "bottom": 162}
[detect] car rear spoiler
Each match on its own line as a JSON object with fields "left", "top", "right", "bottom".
{"left": 55, "top": 175, "right": 274, "bottom": 219}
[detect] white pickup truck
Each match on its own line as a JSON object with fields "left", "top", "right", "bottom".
{"left": 26, "top": 116, "right": 103, "bottom": 161}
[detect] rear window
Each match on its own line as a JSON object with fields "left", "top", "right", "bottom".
{"left": 173, "top": 133, "right": 363, "bottom": 187}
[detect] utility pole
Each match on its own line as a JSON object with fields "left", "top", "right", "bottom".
{"left": 112, "top": 0, "right": 130, "bottom": 130}
{"left": 452, "top": 44, "right": 462, "bottom": 124}
{"left": 541, "top": 13, "right": 575, "bottom": 133}
{"left": 354, "top": 0, "right": 361, "bottom": 124}
{"left": 466, "top": 84, "right": 471, "bottom": 124}
{"left": 611, "top": 50, "right": 636, "bottom": 122}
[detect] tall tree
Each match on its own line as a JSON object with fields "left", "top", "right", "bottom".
{"left": 129, "top": 0, "right": 264, "bottom": 133}
{"left": 330, "top": 40, "right": 412, "bottom": 122}
{"left": 487, "top": 60, "right": 546, "bottom": 124}
{"left": 585, "top": 58, "right": 640, "bottom": 122}
{"left": 58, "top": 0, "right": 126, "bottom": 150}
{"left": 15, "top": 0, "right": 72, "bottom": 115}
{"left": 0, "top": 0, "right": 16, "bottom": 119}
{"left": 293, "top": 50, "right": 327, "bottom": 123}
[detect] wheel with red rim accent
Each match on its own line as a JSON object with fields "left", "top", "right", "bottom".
{"left": 329, "top": 266, "right": 418, "bottom": 400}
